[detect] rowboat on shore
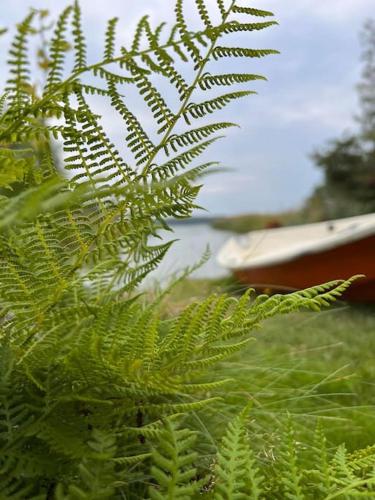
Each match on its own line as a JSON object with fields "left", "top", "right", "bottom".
{"left": 217, "top": 213, "right": 375, "bottom": 302}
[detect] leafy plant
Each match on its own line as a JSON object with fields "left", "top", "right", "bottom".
{"left": 150, "top": 414, "right": 375, "bottom": 499}
{"left": 0, "top": 1, "right": 371, "bottom": 498}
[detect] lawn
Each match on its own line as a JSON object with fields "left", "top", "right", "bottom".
{"left": 161, "top": 278, "right": 375, "bottom": 452}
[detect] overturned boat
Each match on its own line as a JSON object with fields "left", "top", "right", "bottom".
{"left": 217, "top": 213, "right": 375, "bottom": 302}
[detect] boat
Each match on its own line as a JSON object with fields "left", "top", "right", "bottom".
{"left": 217, "top": 213, "right": 375, "bottom": 302}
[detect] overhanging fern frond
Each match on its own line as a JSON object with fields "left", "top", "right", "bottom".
{"left": 153, "top": 136, "right": 223, "bottom": 178}
{"left": 104, "top": 17, "right": 118, "bottom": 60}
{"left": 213, "top": 46, "right": 279, "bottom": 60}
{"left": 164, "top": 122, "right": 237, "bottom": 155}
{"left": 195, "top": 0, "right": 213, "bottom": 29}
{"left": 199, "top": 72, "right": 267, "bottom": 90}
{"left": 45, "top": 6, "right": 73, "bottom": 91}
{"left": 219, "top": 20, "right": 278, "bottom": 35}
{"left": 5, "top": 11, "right": 35, "bottom": 112}
{"left": 232, "top": 6, "right": 275, "bottom": 17}
{"left": 184, "top": 91, "right": 256, "bottom": 123}
{"left": 72, "top": 0, "right": 87, "bottom": 71}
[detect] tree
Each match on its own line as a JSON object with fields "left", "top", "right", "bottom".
{"left": 358, "top": 19, "right": 375, "bottom": 144}
{"left": 304, "top": 19, "right": 375, "bottom": 221}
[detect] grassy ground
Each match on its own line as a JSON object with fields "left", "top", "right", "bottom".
{"left": 162, "top": 278, "right": 375, "bottom": 452}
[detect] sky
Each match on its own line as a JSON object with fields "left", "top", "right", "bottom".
{"left": 1, "top": 0, "right": 374, "bottom": 216}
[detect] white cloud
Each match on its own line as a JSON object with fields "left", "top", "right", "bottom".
{"left": 269, "top": 84, "right": 357, "bottom": 130}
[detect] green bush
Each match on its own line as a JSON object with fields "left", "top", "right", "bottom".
{"left": 0, "top": 1, "right": 373, "bottom": 498}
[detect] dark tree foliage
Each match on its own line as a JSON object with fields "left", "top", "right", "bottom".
{"left": 304, "top": 19, "right": 375, "bottom": 221}
{"left": 358, "top": 19, "right": 375, "bottom": 144}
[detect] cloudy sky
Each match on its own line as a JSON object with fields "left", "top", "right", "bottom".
{"left": 2, "top": 0, "right": 373, "bottom": 215}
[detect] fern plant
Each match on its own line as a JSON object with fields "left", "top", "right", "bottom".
{"left": 150, "top": 415, "right": 375, "bottom": 499}
{"left": 0, "top": 1, "right": 370, "bottom": 498}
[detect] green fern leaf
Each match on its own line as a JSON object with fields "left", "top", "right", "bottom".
{"left": 5, "top": 12, "right": 35, "bottom": 111}
{"left": 199, "top": 72, "right": 267, "bottom": 90}
{"left": 164, "top": 123, "right": 237, "bottom": 154}
{"left": 232, "top": 6, "right": 275, "bottom": 17}
{"left": 72, "top": 1, "right": 87, "bottom": 70}
{"left": 184, "top": 91, "right": 256, "bottom": 122}
{"left": 149, "top": 419, "right": 207, "bottom": 500}
{"left": 195, "top": 0, "right": 213, "bottom": 29}
{"left": 45, "top": 6, "right": 73, "bottom": 91}
{"left": 213, "top": 46, "right": 279, "bottom": 59}
{"left": 219, "top": 20, "right": 278, "bottom": 35}
{"left": 104, "top": 17, "right": 118, "bottom": 60}
{"left": 213, "top": 409, "right": 264, "bottom": 500}
{"left": 278, "top": 420, "right": 305, "bottom": 500}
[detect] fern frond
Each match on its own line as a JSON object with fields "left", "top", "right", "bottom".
{"left": 64, "top": 88, "right": 133, "bottom": 188}
{"left": 56, "top": 430, "right": 118, "bottom": 500}
{"left": 213, "top": 46, "right": 279, "bottom": 60}
{"left": 232, "top": 6, "right": 275, "bottom": 17}
{"left": 348, "top": 444, "right": 375, "bottom": 473}
{"left": 125, "top": 57, "right": 175, "bottom": 132}
{"left": 278, "top": 420, "right": 305, "bottom": 499}
{"left": 45, "top": 6, "right": 73, "bottom": 91}
{"left": 149, "top": 419, "right": 206, "bottom": 500}
{"left": 216, "top": 0, "right": 226, "bottom": 20}
{"left": 107, "top": 79, "right": 155, "bottom": 166}
{"left": 155, "top": 47, "right": 189, "bottom": 98}
{"left": 199, "top": 72, "right": 267, "bottom": 90}
{"left": 5, "top": 12, "right": 35, "bottom": 111}
{"left": 92, "top": 66, "right": 133, "bottom": 85}
{"left": 164, "top": 122, "right": 237, "bottom": 155}
{"left": 0, "top": 2, "right": 295, "bottom": 496}
{"left": 174, "top": 0, "right": 203, "bottom": 65}
{"left": 72, "top": 1, "right": 87, "bottom": 70}
{"left": 104, "top": 17, "right": 118, "bottom": 60}
{"left": 310, "top": 421, "right": 333, "bottom": 496}
{"left": 175, "top": 0, "right": 189, "bottom": 36}
{"left": 184, "top": 91, "right": 256, "bottom": 123}
{"left": 195, "top": 0, "right": 213, "bottom": 29}
{"left": 131, "top": 15, "right": 149, "bottom": 53}
{"left": 214, "top": 409, "right": 264, "bottom": 500}
{"left": 153, "top": 136, "right": 223, "bottom": 178}
{"left": 219, "top": 20, "right": 278, "bottom": 35}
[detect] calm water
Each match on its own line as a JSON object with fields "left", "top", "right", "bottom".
{"left": 144, "top": 223, "right": 233, "bottom": 286}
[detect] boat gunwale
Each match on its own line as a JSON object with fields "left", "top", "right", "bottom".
{"left": 217, "top": 213, "right": 375, "bottom": 270}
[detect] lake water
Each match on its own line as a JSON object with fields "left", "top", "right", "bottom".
{"left": 145, "top": 223, "right": 234, "bottom": 286}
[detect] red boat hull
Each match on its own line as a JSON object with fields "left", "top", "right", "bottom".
{"left": 234, "top": 235, "right": 375, "bottom": 302}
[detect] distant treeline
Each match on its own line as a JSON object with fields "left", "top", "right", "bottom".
{"left": 211, "top": 211, "right": 304, "bottom": 233}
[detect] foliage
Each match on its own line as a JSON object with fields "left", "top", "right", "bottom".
{"left": 358, "top": 19, "right": 375, "bottom": 144}
{"left": 303, "top": 135, "right": 375, "bottom": 220}
{"left": 0, "top": 0, "right": 372, "bottom": 498}
{"left": 149, "top": 414, "right": 375, "bottom": 499}
{"left": 304, "top": 19, "right": 375, "bottom": 221}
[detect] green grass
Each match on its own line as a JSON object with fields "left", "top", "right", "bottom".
{"left": 163, "top": 278, "right": 375, "bottom": 452}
